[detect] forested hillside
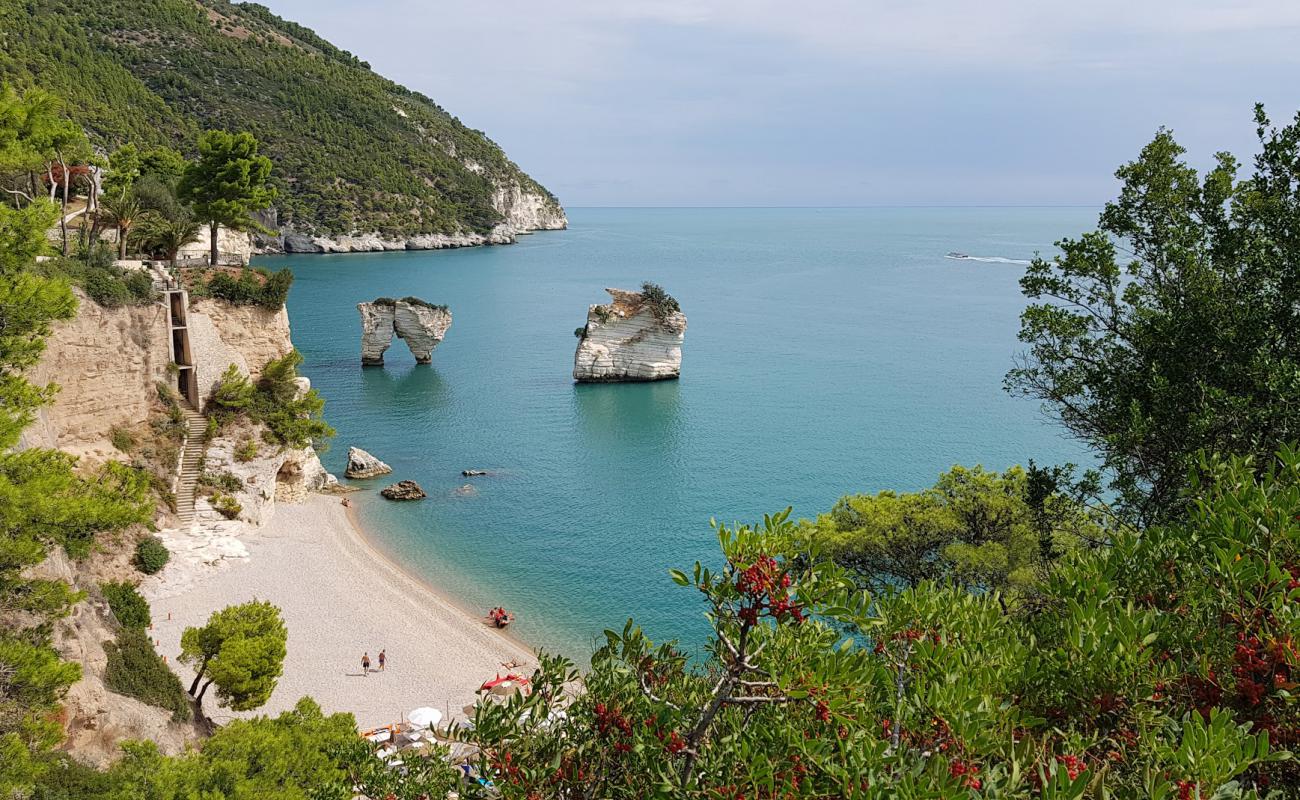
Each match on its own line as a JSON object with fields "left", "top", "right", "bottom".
{"left": 0, "top": 0, "right": 564, "bottom": 239}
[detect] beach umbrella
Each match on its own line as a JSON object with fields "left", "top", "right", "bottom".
{"left": 407, "top": 707, "right": 442, "bottom": 729}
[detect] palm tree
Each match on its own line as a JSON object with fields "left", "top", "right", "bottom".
{"left": 137, "top": 212, "right": 202, "bottom": 266}
{"left": 99, "top": 193, "right": 143, "bottom": 259}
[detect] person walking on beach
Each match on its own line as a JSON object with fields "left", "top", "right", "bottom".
{"left": 362, "top": 652, "right": 371, "bottom": 676}
{"left": 378, "top": 649, "right": 386, "bottom": 672}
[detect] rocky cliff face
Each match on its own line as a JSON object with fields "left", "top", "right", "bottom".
{"left": 186, "top": 299, "right": 294, "bottom": 408}
{"left": 18, "top": 289, "right": 172, "bottom": 461}
{"left": 358, "top": 299, "right": 452, "bottom": 365}
{"left": 259, "top": 177, "right": 567, "bottom": 254}
{"left": 573, "top": 288, "right": 687, "bottom": 382}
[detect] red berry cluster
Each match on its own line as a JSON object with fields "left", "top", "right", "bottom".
{"left": 1175, "top": 779, "right": 1197, "bottom": 800}
{"left": 733, "top": 554, "right": 804, "bottom": 625}
{"left": 1233, "top": 632, "right": 1294, "bottom": 707}
{"left": 1056, "top": 753, "right": 1087, "bottom": 780}
{"left": 948, "top": 757, "right": 982, "bottom": 790}
{"left": 488, "top": 749, "right": 522, "bottom": 783}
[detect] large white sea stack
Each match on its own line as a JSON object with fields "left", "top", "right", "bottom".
{"left": 358, "top": 298, "right": 452, "bottom": 365}
{"left": 573, "top": 287, "right": 687, "bottom": 382}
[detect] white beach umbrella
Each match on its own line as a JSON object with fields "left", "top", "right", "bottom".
{"left": 407, "top": 707, "right": 443, "bottom": 729}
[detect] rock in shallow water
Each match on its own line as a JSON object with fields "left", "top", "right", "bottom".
{"left": 573, "top": 287, "right": 686, "bottom": 382}
{"left": 345, "top": 446, "right": 392, "bottom": 479}
{"left": 380, "top": 480, "right": 427, "bottom": 501}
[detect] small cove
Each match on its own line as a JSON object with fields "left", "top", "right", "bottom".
{"left": 259, "top": 207, "right": 1095, "bottom": 659}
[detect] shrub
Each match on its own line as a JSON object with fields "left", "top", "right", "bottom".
{"left": 109, "top": 425, "right": 136, "bottom": 453}
{"left": 134, "top": 535, "right": 170, "bottom": 575}
{"left": 84, "top": 268, "right": 132, "bottom": 308}
{"left": 211, "top": 492, "right": 242, "bottom": 520}
{"left": 211, "top": 364, "right": 255, "bottom": 413}
{"left": 104, "top": 628, "right": 191, "bottom": 721}
{"left": 101, "top": 581, "right": 151, "bottom": 629}
{"left": 199, "top": 471, "right": 244, "bottom": 494}
{"left": 640, "top": 281, "right": 680, "bottom": 320}
{"left": 399, "top": 296, "right": 447, "bottom": 312}
{"left": 234, "top": 438, "right": 259, "bottom": 462}
{"left": 200, "top": 267, "right": 293, "bottom": 308}
{"left": 574, "top": 326, "right": 587, "bottom": 339}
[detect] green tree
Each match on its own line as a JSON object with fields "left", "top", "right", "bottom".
{"left": 799, "top": 465, "right": 1095, "bottom": 596}
{"left": 98, "top": 192, "right": 142, "bottom": 259}
{"left": 464, "top": 453, "right": 1297, "bottom": 797}
{"left": 177, "top": 130, "right": 275, "bottom": 266}
{"left": 179, "top": 600, "right": 287, "bottom": 711}
{"left": 1007, "top": 105, "right": 1300, "bottom": 527}
{"left": 134, "top": 211, "right": 201, "bottom": 266}
{"left": 0, "top": 194, "right": 152, "bottom": 796}
{"left": 105, "top": 697, "right": 460, "bottom": 800}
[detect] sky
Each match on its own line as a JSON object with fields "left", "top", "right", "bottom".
{"left": 259, "top": 0, "right": 1300, "bottom": 207}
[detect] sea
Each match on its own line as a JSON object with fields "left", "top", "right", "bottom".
{"left": 256, "top": 207, "right": 1096, "bottom": 660}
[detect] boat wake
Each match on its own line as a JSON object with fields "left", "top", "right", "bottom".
{"left": 945, "top": 252, "right": 1032, "bottom": 265}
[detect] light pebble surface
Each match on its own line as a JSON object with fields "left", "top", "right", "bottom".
{"left": 148, "top": 494, "right": 535, "bottom": 730}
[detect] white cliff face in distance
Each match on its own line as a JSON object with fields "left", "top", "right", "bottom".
{"left": 573, "top": 288, "right": 687, "bottom": 382}
{"left": 358, "top": 298, "right": 452, "bottom": 365}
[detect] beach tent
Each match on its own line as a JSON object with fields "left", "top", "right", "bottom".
{"left": 406, "top": 706, "right": 443, "bottom": 729}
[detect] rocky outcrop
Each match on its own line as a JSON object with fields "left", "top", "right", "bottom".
{"left": 346, "top": 447, "right": 392, "bottom": 479}
{"left": 255, "top": 180, "right": 565, "bottom": 255}
{"left": 380, "top": 480, "right": 426, "bottom": 500}
{"left": 492, "top": 179, "right": 568, "bottom": 232}
{"left": 359, "top": 303, "right": 396, "bottom": 365}
{"left": 17, "top": 289, "right": 171, "bottom": 461}
{"left": 358, "top": 298, "right": 452, "bottom": 365}
{"left": 198, "top": 418, "right": 336, "bottom": 527}
{"left": 186, "top": 299, "right": 293, "bottom": 409}
{"left": 573, "top": 288, "right": 687, "bottom": 383}
{"left": 270, "top": 227, "right": 515, "bottom": 254}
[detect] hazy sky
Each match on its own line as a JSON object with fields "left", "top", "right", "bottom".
{"left": 262, "top": 1, "right": 1299, "bottom": 207}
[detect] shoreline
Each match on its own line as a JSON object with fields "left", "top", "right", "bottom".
{"left": 147, "top": 493, "right": 538, "bottom": 730}
{"left": 339, "top": 498, "right": 540, "bottom": 661}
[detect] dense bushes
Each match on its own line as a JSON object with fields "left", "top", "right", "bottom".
{"left": 35, "top": 250, "right": 156, "bottom": 309}
{"left": 640, "top": 281, "right": 680, "bottom": 320}
{"left": 209, "top": 351, "right": 334, "bottom": 449}
{"left": 104, "top": 628, "right": 191, "bottom": 721}
{"left": 465, "top": 451, "right": 1299, "bottom": 797}
{"left": 133, "top": 536, "right": 170, "bottom": 575}
{"left": 101, "top": 581, "right": 151, "bottom": 629}
{"left": 191, "top": 267, "right": 292, "bottom": 309}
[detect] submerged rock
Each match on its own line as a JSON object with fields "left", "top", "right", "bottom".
{"left": 453, "top": 483, "right": 479, "bottom": 497}
{"left": 345, "top": 447, "right": 392, "bottom": 479}
{"left": 380, "top": 480, "right": 427, "bottom": 501}
{"left": 357, "top": 298, "right": 452, "bottom": 365}
{"left": 573, "top": 287, "right": 687, "bottom": 382}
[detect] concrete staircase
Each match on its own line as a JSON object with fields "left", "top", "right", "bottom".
{"left": 174, "top": 406, "right": 208, "bottom": 528}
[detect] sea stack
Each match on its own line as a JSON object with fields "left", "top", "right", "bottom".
{"left": 573, "top": 285, "right": 686, "bottom": 382}
{"left": 358, "top": 297, "right": 452, "bottom": 365}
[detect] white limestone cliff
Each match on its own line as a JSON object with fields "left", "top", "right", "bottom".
{"left": 358, "top": 298, "right": 452, "bottom": 365}
{"left": 359, "top": 302, "right": 397, "bottom": 365}
{"left": 573, "top": 288, "right": 687, "bottom": 383}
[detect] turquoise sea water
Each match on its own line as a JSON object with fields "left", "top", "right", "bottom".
{"left": 258, "top": 207, "right": 1096, "bottom": 659}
